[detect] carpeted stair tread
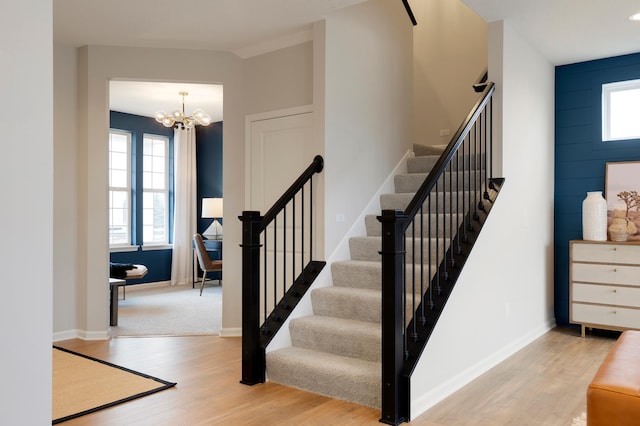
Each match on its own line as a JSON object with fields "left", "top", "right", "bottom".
{"left": 364, "top": 213, "right": 462, "bottom": 237}
{"left": 348, "top": 236, "right": 448, "bottom": 264}
{"left": 407, "top": 155, "right": 440, "bottom": 174}
{"left": 311, "top": 286, "right": 382, "bottom": 323}
{"left": 380, "top": 191, "right": 470, "bottom": 211}
{"left": 266, "top": 346, "right": 381, "bottom": 408}
{"left": 394, "top": 171, "right": 477, "bottom": 193}
{"left": 407, "top": 153, "right": 484, "bottom": 174}
{"left": 413, "top": 143, "right": 447, "bottom": 157}
{"left": 331, "top": 260, "right": 382, "bottom": 290}
{"left": 289, "top": 315, "right": 381, "bottom": 362}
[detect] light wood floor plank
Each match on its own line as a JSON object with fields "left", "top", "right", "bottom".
{"left": 54, "top": 327, "right": 616, "bottom": 425}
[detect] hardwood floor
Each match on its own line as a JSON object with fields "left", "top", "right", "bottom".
{"left": 54, "top": 327, "right": 617, "bottom": 425}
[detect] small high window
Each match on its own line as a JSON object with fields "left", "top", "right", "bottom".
{"left": 602, "top": 79, "right": 640, "bottom": 141}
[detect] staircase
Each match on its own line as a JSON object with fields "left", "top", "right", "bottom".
{"left": 266, "top": 146, "right": 467, "bottom": 408}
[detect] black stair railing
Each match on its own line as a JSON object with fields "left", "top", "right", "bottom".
{"left": 379, "top": 81, "right": 504, "bottom": 425}
{"left": 240, "top": 155, "right": 326, "bottom": 386}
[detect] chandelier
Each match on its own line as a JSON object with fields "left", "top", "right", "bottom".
{"left": 154, "top": 91, "right": 211, "bottom": 129}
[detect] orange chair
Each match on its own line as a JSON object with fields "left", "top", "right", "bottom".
{"left": 193, "top": 233, "right": 223, "bottom": 296}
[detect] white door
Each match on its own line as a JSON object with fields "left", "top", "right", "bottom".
{"left": 248, "top": 111, "right": 314, "bottom": 211}
{"left": 246, "top": 108, "right": 314, "bottom": 313}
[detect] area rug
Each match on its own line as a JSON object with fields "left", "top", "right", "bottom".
{"left": 111, "top": 283, "right": 222, "bottom": 336}
{"left": 52, "top": 346, "right": 176, "bottom": 424}
{"left": 570, "top": 412, "right": 586, "bottom": 426}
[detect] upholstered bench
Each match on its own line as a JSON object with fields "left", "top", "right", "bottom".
{"left": 587, "top": 330, "right": 640, "bottom": 426}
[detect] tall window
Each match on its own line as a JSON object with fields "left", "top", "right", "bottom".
{"left": 108, "top": 131, "right": 132, "bottom": 246}
{"left": 143, "top": 135, "right": 169, "bottom": 244}
{"left": 602, "top": 79, "right": 640, "bottom": 141}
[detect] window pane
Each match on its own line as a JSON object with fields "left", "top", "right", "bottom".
{"left": 110, "top": 170, "right": 128, "bottom": 188}
{"left": 603, "top": 79, "right": 640, "bottom": 141}
{"left": 152, "top": 172, "right": 165, "bottom": 190}
{"left": 610, "top": 89, "right": 640, "bottom": 139}
{"left": 143, "top": 191, "right": 167, "bottom": 243}
{"left": 152, "top": 156, "right": 164, "bottom": 173}
{"left": 110, "top": 133, "right": 128, "bottom": 152}
{"left": 111, "top": 152, "right": 127, "bottom": 170}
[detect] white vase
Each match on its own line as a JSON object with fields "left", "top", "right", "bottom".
{"left": 582, "top": 191, "right": 607, "bottom": 241}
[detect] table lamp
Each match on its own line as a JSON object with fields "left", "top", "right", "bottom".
{"left": 202, "top": 198, "right": 223, "bottom": 239}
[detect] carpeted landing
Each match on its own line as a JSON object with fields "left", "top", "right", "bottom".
{"left": 111, "top": 282, "right": 222, "bottom": 337}
{"left": 52, "top": 346, "right": 175, "bottom": 424}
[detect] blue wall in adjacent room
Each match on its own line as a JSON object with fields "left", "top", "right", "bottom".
{"left": 196, "top": 122, "right": 223, "bottom": 235}
{"left": 109, "top": 111, "right": 223, "bottom": 284}
{"left": 554, "top": 52, "right": 640, "bottom": 326}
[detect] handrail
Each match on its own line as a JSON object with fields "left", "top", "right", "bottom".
{"left": 472, "top": 69, "right": 489, "bottom": 92}
{"left": 403, "top": 82, "right": 495, "bottom": 221}
{"left": 261, "top": 155, "right": 324, "bottom": 230}
{"left": 402, "top": 0, "right": 417, "bottom": 26}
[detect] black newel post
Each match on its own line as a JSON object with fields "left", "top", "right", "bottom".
{"left": 379, "top": 209, "right": 409, "bottom": 425}
{"left": 239, "top": 210, "right": 264, "bottom": 385}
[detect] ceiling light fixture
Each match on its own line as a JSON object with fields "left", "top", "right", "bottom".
{"left": 630, "top": 12, "right": 640, "bottom": 21}
{"left": 154, "top": 91, "right": 211, "bottom": 129}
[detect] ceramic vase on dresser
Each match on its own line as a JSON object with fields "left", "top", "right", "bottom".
{"left": 582, "top": 191, "right": 607, "bottom": 241}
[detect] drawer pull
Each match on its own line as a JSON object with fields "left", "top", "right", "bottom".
{"left": 613, "top": 289, "right": 617, "bottom": 293}
{"left": 612, "top": 310, "right": 617, "bottom": 315}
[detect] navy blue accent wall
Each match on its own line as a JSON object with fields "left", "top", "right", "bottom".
{"left": 554, "top": 52, "right": 640, "bottom": 326}
{"left": 195, "top": 122, "right": 223, "bottom": 281}
{"left": 196, "top": 122, "right": 224, "bottom": 234}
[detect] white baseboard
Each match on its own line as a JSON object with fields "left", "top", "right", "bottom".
{"left": 220, "top": 327, "right": 242, "bottom": 337}
{"left": 410, "top": 319, "right": 556, "bottom": 420}
{"left": 53, "top": 328, "right": 110, "bottom": 342}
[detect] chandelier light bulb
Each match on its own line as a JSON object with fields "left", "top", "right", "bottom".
{"left": 154, "top": 91, "right": 211, "bottom": 129}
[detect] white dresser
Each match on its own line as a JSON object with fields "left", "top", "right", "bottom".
{"left": 570, "top": 240, "right": 640, "bottom": 337}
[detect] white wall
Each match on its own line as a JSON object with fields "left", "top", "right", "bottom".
{"left": 413, "top": 0, "right": 488, "bottom": 147}
{"left": 409, "top": 19, "right": 556, "bottom": 419}
{"left": 322, "top": 0, "right": 413, "bottom": 256}
{"left": 244, "top": 42, "right": 313, "bottom": 115}
{"left": 53, "top": 44, "right": 79, "bottom": 336}
{"left": 0, "top": 0, "right": 53, "bottom": 423}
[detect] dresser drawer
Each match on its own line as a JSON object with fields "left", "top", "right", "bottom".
{"left": 572, "top": 242, "right": 640, "bottom": 265}
{"left": 572, "top": 283, "right": 640, "bottom": 308}
{"left": 572, "top": 262, "right": 640, "bottom": 286}
{"left": 571, "top": 303, "right": 640, "bottom": 330}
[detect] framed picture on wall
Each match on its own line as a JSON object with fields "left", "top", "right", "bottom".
{"left": 605, "top": 161, "right": 640, "bottom": 240}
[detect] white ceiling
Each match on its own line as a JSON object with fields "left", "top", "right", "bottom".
{"left": 461, "top": 0, "right": 640, "bottom": 66}
{"left": 54, "top": 0, "right": 640, "bottom": 118}
{"left": 109, "top": 81, "right": 224, "bottom": 122}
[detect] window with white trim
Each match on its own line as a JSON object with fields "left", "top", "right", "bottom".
{"left": 142, "top": 135, "right": 169, "bottom": 244}
{"left": 108, "top": 130, "right": 132, "bottom": 246}
{"left": 602, "top": 79, "right": 640, "bottom": 141}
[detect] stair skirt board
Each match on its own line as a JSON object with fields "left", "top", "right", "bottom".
{"left": 264, "top": 152, "right": 483, "bottom": 408}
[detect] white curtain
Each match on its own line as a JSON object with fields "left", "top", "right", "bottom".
{"left": 171, "top": 127, "right": 197, "bottom": 285}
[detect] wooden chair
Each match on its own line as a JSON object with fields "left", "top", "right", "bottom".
{"left": 193, "top": 233, "right": 223, "bottom": 296}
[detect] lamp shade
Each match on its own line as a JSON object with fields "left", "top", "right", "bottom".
{"left": 202, "top": 198, "right": 223, "bottom": 218}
